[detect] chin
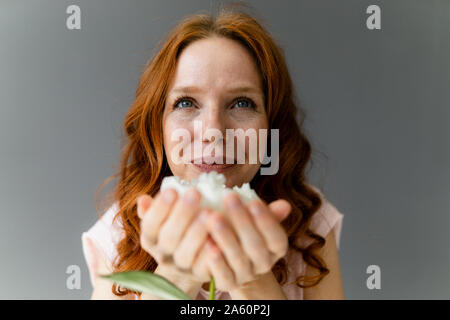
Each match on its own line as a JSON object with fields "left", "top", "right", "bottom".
{"left": 222, "top": 169, "right": 256, "bottom": 188}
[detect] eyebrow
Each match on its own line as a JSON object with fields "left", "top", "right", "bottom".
{"left": 170, "top": 85, "right": 262, "bottom": 95}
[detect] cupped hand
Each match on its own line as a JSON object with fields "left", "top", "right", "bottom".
{"left": 137, "top": 188, "right": 212, "bottom": 283}
{"left": 137, "top": 188, "right": 292, "bottom": 291}
{"left": 203, "top": 193, "right": 292, "bottom": 291}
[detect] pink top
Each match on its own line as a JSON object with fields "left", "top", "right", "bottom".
{"left": 81, "top": 186, "right": 344, "bottom": 300}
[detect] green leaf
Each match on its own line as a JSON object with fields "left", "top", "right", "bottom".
{"left": 209, "top": 276, "right": 215, "bottom": 300}
{"left": 100, "top": 271, "right": 192, "bottom": 300}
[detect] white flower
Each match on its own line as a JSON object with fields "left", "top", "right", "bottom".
{"left": 160, "top": 171, "right": 259, "bottom": 212}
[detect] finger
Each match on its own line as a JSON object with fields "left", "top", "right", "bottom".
{"left": 140, "top": 188, "right": 177, "bottom": 250}
{"left": 206, "top": 211, "right": 254, "bottom": 285}
{"left": 173, "top": 208, "right": 209, "bottom": 270}
{"left": 223, "top": 193, "right": 272, "bottom": 275}
{"left": 206, "top": 241, "right": 238, "bottom": 291}
{"left": 268, "top": 199, "right": 292, "bottom": 222}
{"left": 137, "top": 194, "right": 153, "bottom": 219}
{"left": 192, "top": 240, "right": 213, "bottom": 283}
{"left": 158, "top": 188, "right": 201, "bottom": 255}
{"left": 248, "top": 199, "right": 289, "bottom": 260}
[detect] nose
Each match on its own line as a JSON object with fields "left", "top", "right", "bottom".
{"left": 199, "top": 105, "right": 226, "bottom": 143}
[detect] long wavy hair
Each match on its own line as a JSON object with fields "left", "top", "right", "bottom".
{"left": 96, "top": 6, "right": 329, "bottom": 298}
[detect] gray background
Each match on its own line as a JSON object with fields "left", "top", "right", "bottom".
{"left": 0, "top": 0, "right": 449, "bottom": 299}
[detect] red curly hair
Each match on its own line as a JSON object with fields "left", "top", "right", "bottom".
{"left": 96, "top": 5, "right": 329, "bottom": 298}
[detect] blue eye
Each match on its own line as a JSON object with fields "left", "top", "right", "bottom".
{"left": 174, "top": 97, "right": 194, "bottom": 109}
{"left": 233, "top": 98, "right": 255, "bottom": 109}
{"left": 172, "top": 96, "right": 256, "bottom": 110}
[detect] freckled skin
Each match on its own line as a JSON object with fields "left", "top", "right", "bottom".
{"left": 163, "top": 36, "right": 268, "bottom": 188}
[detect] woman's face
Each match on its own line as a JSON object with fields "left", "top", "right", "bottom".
{"left": 163, "top": 36, "right": 268, "bottom": 188}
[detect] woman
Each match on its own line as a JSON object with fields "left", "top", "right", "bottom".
{"left": 82, "top": 7, "right": 345, "bottom": 300}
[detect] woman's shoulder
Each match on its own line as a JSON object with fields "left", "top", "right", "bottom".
{"left": 306, "top": 184, "right": 345, "bottom": 250}
{"left": 81, "top": 201, "right": 123, "bottom": 265}
{"left": 284, "top": 183, "right": 345, "bottom": 259}
{"left": 279, "top": 184, "right": 345, "bottom": 299}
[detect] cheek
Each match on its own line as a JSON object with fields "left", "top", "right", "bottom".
{"left": 163, "top": 116, "right": 194, "bottom": 163}
{"left": 230, "top": 110, "right": 267, "bottom": 131}
{"left": 162, "top": 118, "right": 172, "bottom": 153}
{"left": 233, "top": 119, "right": 268, "bottom": 155}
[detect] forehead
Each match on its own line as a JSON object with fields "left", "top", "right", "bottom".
{"left": 168, "top": 36, "right": 262, "bottom": 94}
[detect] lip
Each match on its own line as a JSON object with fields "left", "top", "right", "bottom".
{"left": 192, "top": 161, "right": 236, "bottom": 173}
{"left": 191, "top": 157, "right": 236, "bottom": 164}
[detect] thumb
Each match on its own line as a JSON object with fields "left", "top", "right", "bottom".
{"left": 137, "top": 194, "right": 152, "bottom": 219}
{"left": 268, "top": 199, "right": 292, "bottom": 222}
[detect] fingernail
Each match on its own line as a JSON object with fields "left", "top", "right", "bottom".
{"left": 278, "top": 200, "right": 291, "bottom": 213}
{"left": 249, "top": 202, "right": 263, "bottom": 216}
{"left": 214, "top": 219, "right": 224, "bottom": 230}
{"left": 137, "top": 195, "right": 144, "bottom": 206}
{"left": 197, "top": 210, "right": 208, "bottom": 223}
{"left": 183, "top": 188, "right": 199, "bottom": 205}
{"left": 137, "top": 195, "right": 148, "bottom": 209}
{"left": 226, "top": 194, "right": 241, "bottom": 209}
{"left": 163, "top": 189, "right": 176, "bottom": 203}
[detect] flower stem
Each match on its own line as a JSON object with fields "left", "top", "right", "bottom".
{"left": 209, "top": 276, "right": 215, "bottom": 300}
